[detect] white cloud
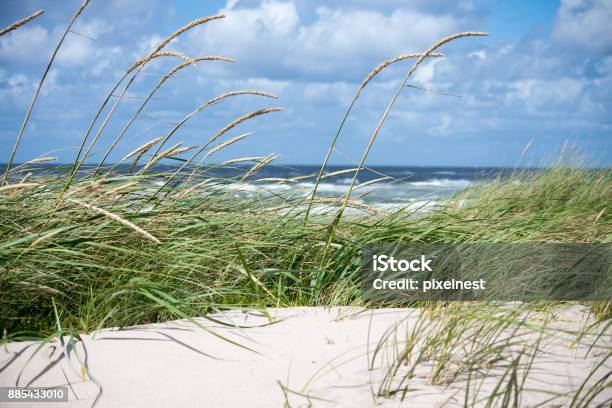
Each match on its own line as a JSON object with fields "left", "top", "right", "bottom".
{"left": 505, "top": 77, "right": 585, "bottom": 113}
{"left": 90, "top": 46, "right": 122, "bottom": 76}
{"left": 412, "top": 60, "right": 442, "bottom": 84}
{"left": 468, "top": 50, "right": 486, "bottom": 60}
{"left": 182, "top": 0, "right": 463, "bottom": 80}
{"left": 8, "top": 73, "right": 28, "bottom": 87}
{"left": 0, "top": 25, "right": 50, "bottom": 65}
{"left": 593, "top": 56, "right": 612, "bottom": 79}
{"left": 0, "top": 73, "right": 36, "bottom": 104}
{"left": 0, "top": 18, "right": 120, "bottom": 70}
{"left": 428, "top": 113, "right": 452, "bottom": 136}
{"left": 136, "top": 34, "right": 164, "bottom": 56}
{"left": 552, "top": 0, "right": 612, "bottom": 54}
{"left": 290, "top": 6, "right": 460, "bottom": 69}
{"left": 56, "top": 20, "right": 117, "bottom": 68}
{"left": 186, "top": 1, "right": 299, "bottom": 58}
{"left": 302, "top": 81, "right": 353, "bottom": 105}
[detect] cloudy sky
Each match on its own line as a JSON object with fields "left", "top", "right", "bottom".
{"left": 1, "top": 0, "right": 610, "bottom": 166}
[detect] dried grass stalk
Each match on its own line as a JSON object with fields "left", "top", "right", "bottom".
{"left": 154, "top": 15, "right": 224, "bottom": 53}
{"left": 354, "top": 176, "right": 392, "bottom": 190}
{"left": 208, "top": 108, "right": 283, "bottom": 146}
{"left": 76, "top": 17, "right": 230, "bottom": 177}
{"left": 333, "top": 31, "right": 489, "bottom": 228}
{"left": 358, "top": 52, "right": 443, "bottom": 95}
{"left": 64, "top": 180, "right": 103, "bottom": 198}
{"left": 122, "top": 137, "right": 163, "bottom": 161}
{"left": 269, "top": 198, "right": 385, "bottom": 216}
{"left": 204, "top": 132, "right": 253, "bottom": 159}
{"left": 406, "top": 32, "right": 488, "bottom": 79}
{"left": 30, "top": 229, "right": 65, "bottom": 247}
{"left": 151, "top": 90, "right": 277, "bottom": 158}
{"left": 96, "top": 56, "right": 235, "bottom": 173}
{"left": 134, "top": 55, "right": 235, "bottom": 80}
{"left": 321, "top": 168, "right": 358, "bottom": 179}
{"left": 288, "top": 174, "right": 316, "bottom": 181}
{"left": 24, "top": 156, "right": 57, "bottom": 165}
{"left": 2, "top": 0, "right": 91, "bottom": 186}
{"left": 241, "top": 154, "right": 278, "bottom": 180}
{"left": 221, "top": 156, "right": 266, "bottom": 165}
{"left": 69, "top": 199, "right": 160, "bottom": 243}
{"left": 134, "top": 15, "right": 225, "bottom": 71}
{"left": 171, "top": 146, "right": 198, "bottom": 155}
{"left": 103, "top": 182, "right": 138, "bottom": 197}
{"left": 140, "top": 142, "right": 183, "bottom": 173}
{"left": 254, "top": 177, "right": 296, "bottom": 183}
{"left": 206, "top": 90, "right": 277, "bottom": 106}
{"left": 19, "top": 172, "right": 33, "bottom": 184}
{"left": 150, "top": 105, "right": 283, "bottom": 192}
{"left": 0, "top": 182, "right": 39, "bottom": 193}
{"left": 304, "top": 51, "right": 443, "bottom": 221}
{"left": 0, "top": 10, "right": 44, "bottom": 37}
{"left": 178, "top": 178, "right": 213, "bottom": 198}
{"left": 128, "top": 51, "right": 191, "bottom": 74}
{"left": 309, "top": 197, "right": 385, "bottom": 215}
{"left": 160, "top": 56, "right": 234, "bottom": 81}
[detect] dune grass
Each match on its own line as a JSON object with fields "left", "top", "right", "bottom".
{"left": 366, "top": 302, "right": 611, "bottom": 407}
{"left": 0, "top": 164, "right": 609, "bottom": 338}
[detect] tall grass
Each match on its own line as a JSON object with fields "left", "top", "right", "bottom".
{"left": 366, "top": 302, "right": 611, "bottom": 407}
{"left": 2, "top": 1, "right": 90, "bottom": 187}
{"left": 1, "top": 164, "right": 609, "bottom": 336}
{"left": 0, "top": 9, "right": 44, "bottom": 37}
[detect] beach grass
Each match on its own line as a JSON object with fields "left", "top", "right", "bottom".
{"left": 0, "top": 163, "right": 609, "bottom": 338}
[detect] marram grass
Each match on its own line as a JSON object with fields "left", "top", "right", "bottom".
{"left": 0, "top": 165, "right": 609, "bottom": 337}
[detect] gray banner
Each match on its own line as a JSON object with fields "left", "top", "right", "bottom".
{"left": 0, "top": 387, "right": 69, "bottom": 403}
{"left": 361, "top": 243, "right": 611, "bottom": 302}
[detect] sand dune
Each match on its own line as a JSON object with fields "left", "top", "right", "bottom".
{"left": 1, "top": 306, "right": 610, "bottom": 407}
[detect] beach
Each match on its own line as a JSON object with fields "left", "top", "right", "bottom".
{"left": 2, "top": 306, "right": 610, "bottom": 407}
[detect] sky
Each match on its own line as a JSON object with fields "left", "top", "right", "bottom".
{"left": 0, "top": 0, "right": 610, "bottom": 167}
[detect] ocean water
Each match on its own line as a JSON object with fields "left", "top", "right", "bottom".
{"left": 3, "top": 163, "right": 525, "bottom": 212}
{"left": 195, "top": 165, "right": 522, "bottom": 211}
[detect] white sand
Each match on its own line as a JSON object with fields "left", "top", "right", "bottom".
{"left": 1, "top": 306, "right": 610, "bottom": 407}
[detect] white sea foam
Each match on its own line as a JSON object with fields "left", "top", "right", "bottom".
{"left": 336, "top": 177, "right": 355, "bottom": 185}
{"left": 205, "top": 177, "right": 472, "bottom": 215}
{"left": 296, "top": 182, "right": 347, "bottom": 194}
{"left": 275, "top": 200, "right": 439, "bottom": 217}
{"left": 409, "top": 178, "right": 472, "bottom": 188}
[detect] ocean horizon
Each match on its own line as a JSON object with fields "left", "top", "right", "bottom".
{"left": 2, "top": 163, "right": 543, "bottom": 209}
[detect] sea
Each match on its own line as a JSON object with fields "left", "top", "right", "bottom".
{"left": 215, "top": 165, "right": 524, "bottom": 212}
{"left": 2, "top": 164, "right": 527, "bottom": 212}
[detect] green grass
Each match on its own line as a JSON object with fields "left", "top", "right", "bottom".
{"left": 368, "top": 302, "right": 612, "bottom": 407}
{"left": 1, "top": 164, "right": 609, "bottom": 338}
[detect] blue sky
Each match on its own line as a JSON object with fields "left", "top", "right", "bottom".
{"left": 0, "top": 0, "right": 610, "bottom": 166}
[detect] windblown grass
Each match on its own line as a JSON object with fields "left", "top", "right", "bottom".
{"left": 1, "top": 0, "right": 91, "bottom": 187}
{"left": 368, "top": 302, "right": 611, "bottom": 407}
{"left": 0, "top": 164, "right": 609, "bottom": 337}
{"left": 0, "top": 9, "right": 44, "bottom": 37}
